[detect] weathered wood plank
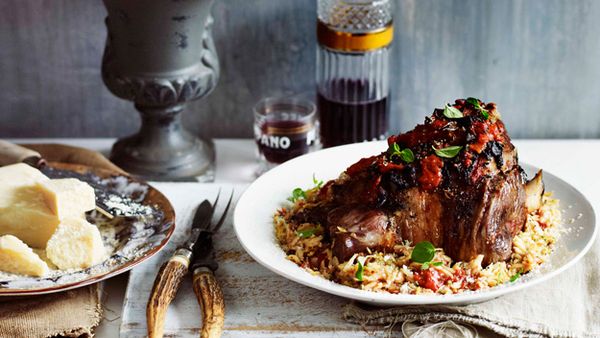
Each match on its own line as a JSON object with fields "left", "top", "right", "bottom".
{"left": 120, "top": 183, "right": 382, "bottom": 337}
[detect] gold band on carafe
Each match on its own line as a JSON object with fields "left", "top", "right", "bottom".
{"left": 317, "top": 20, "right": 393, "bottom": 52}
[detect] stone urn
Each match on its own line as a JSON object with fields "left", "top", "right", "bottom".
{"left": 102, "top": 0, "right": 219, "bottom": 180}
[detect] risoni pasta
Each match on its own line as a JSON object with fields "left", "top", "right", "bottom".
{"left": 274, "top": 192, "right": 560, "bottom": 295}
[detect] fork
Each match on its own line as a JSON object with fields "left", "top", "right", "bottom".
{"left": 147, "top": 189, "right": 233, "bottom": 338}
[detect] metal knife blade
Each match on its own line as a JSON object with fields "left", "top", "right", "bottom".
{"left": 181, "top": 200, "right": 213, "bottom": 252}
{"left": 190, "top": 230, "right": 218, "bottom": 272}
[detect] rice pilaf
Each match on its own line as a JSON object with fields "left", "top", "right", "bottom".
{"left": 274, "top": 190, "right": 561, "bottom": 295}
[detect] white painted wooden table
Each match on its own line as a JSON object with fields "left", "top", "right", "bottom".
{"left": 12, "top": 138, "right": 600, "bottom": 337}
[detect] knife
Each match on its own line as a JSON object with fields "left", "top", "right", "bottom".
{"left": 147, "top": 198, "right": 227, "bottom": 338}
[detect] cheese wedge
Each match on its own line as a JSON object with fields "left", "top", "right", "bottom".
{"left": 0, "top": 165, "right": 58, "bottom": 248}
{"left": 0, "top": 163, "right": 48, "bottom": 186}
{"left": 0, "top": 163, "right": 49, "bottom": 207}
{"left": 46, "top": 218, "right": 106, "bottom": 270}
{"left": 36, "top": 178, "right": 96, "bottom": 219}
{"left": 0, "top": 164, "right": 96, "bottom": 248}
{"left": 0, "top": 235, "right": 49, "bottom": 277}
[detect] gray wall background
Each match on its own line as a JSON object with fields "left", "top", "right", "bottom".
{"left": 1, "top": 0, "right": 600, "bottom": 139}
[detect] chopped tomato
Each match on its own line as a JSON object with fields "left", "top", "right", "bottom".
{"left": 346, "top": 156, "right": 377, "bottom": 176}
{"left": 469, "top": 120, "right": 506, "bottom": 154}
{"left": 451, "top": 268, "right": 467, "bottom": 288}
{"left": 431, "top": 119, "right": 447, "bottom": 129}
{"left": 464, "top": 151, "right": 474, "bottom": 167}
{"left": 378, "top": 161, "right": 405, "bottom": 173}
{"left": 469, "top": 122, "right": 490, "bottom": 153}
{"left": 418, "top": 155, "right": 444, "bottom": 190}
{"left": 414, "top": 268, "right": 450, "bottom": 292}
{"left": 488, "top": 122, "right": 505, "bottom": 142}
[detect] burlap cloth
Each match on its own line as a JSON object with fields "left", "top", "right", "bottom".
{"left": 343, "top": 236, "right": 600, "bottom": 337}
{"left": 0, "top": 144, "right": 124, "bottom": 338}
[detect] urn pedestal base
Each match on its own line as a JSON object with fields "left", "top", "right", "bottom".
{"left": 110, "top": 104, "right": 215, "bottom": 181}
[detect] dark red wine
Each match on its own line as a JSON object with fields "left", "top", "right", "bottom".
{"left": 318, "top": 79, "right": 389, "bottom": 148}
{"left": 256, "top": 120, "right": 311, "bottom": 164}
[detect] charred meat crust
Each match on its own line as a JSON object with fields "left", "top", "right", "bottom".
{"left": 292, "top": 99, "right": 529, "bottom": 265}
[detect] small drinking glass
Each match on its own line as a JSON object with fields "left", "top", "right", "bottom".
{"left": 254, "top": 97, "right": 317, "bottom": 175}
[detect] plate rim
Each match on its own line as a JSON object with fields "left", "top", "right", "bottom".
{"left": 0, "top": 163, "right": 176, "bottom": 296}
{"left": 233, "top": 141, "right": 598, "bottom": 305}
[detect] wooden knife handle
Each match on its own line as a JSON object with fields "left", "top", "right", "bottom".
{"left": 192, "top": 267, "right": 225, "bottom": 338}
{"left": 147, "top": 252, "right": 190, "bottom": 338}
{"left": 0, "top": 140, "right": 44, "bottom": 167}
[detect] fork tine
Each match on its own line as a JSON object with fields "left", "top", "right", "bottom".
{"left": 212, "top": 188, "right": 222, "bottom": 210}
{"left": 210, "top": 187, "right": 222, "bottom": 219}
{"left": 212, "top": 189, "right": 234, "bottom": 232}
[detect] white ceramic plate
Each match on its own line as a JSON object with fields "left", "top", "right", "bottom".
{"left": 234, "top": 141, "right": 597, "bottom": 305}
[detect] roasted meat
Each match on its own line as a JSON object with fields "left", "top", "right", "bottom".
{"left": 307, "top": 98, "right": 533, "bottom": 265}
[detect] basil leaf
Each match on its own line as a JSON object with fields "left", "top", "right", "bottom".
{"left": 388, "top": 143, "right": 400, "bottom": 155}
{"left": 466, "top": 97, "right": 480, "bottom": 107}
{"left": 433, "top": 145, "right": 463, "bottom": 158}
{"left": 432, "top": 262, "right": 443, "bottom": 266}
{"left": 465, "top": 97, "right": 490, "bottom": 120}
{"left": 399, "top": 148, "right": 415, "bottom": 163}
{"left": 296, "top": 228, "right": 315, "bottom": 238}
{"left": 287, "top": 187, "right": 306, "bottom": 202}
{"left": 480, "top": 109, "right": 490, "bottom": 120}
{"left": 443, "top": 104, "right": 463, "bottom": 119}
{"left": 388, "top": 143, "right": 414, "bottom": 164}
{"left": 355, "top": 257, "right": 366, "bottom": 281}
{"left": 422, "top": 262, "right": 430, "bottom": 270}
{"left": 510, "top": 272, "right": 521, "bottom": 282}
{"left": 411, "top": 241, "right": 436, "bottom": 263}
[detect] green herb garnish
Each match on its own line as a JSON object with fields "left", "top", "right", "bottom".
{"left": 411, "top": 241, "right": 436, "bottom": 263}
{"left": 419, "top": 260, "right": 443, "bottom": 270}
{"left": 466, "top": 97, "right": 480, "bottom": 107}
{"left": 287, "top": 187, "right": 306, "bottom": 202}
{"left": 480, "top": 109, "right": 490, "bottom": 119}
{"left": 510, "top": 272, "right": 521, "bottom": 282}
{"left": 296, "top": 228, "right": 316, "bottom": 238}
{"left": 355, "top": 256, "right": 366, "bottom": 281}
{"left": 443, "top": 104, "right": 464, "bottom": 119}
{"left": 312, "top": 174, "right": 324, "bottom": 189}
{"left": 433, "top": 145, "right": 463, "bottom": 158}
{"left": 466, "top": 97, "right": 490, "bottom": 120}
{"left": 387, "top": 143, "right": 415, "bottom": 163}
{"left": 388, "top": 143, "right": 401, "bottom": 157}
{"left": 287, "top": 174, "right": 324, "bottom": 203}
{"left": 399, "top": 149, "right": 415, "bottom": 163}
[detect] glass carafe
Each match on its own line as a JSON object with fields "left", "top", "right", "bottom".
{"left": 316, "top": 0, "right": 393, "bottom": 148}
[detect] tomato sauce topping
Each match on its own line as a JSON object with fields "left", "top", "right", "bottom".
{"left": 469, "top": 120, "right": 506, "bottom": 154}
{"left": 418, "top": 155, "right": 444, "bottom": 191}
{"left": 377, "top": 160, "right": 405, "bottom": 173}
{"left": 346, "top": 156, "right": 377, "bottom": 177}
